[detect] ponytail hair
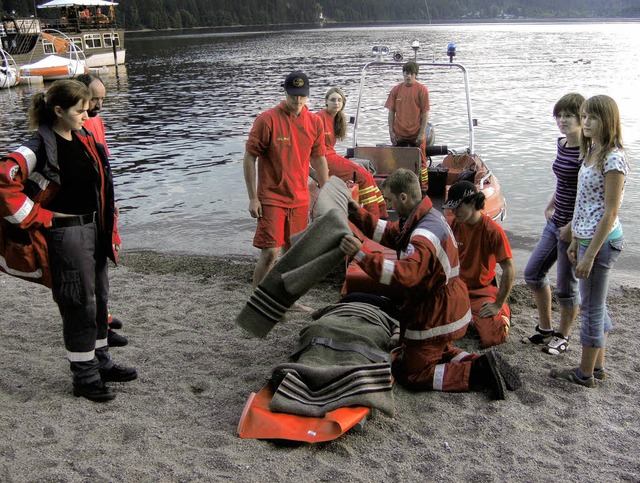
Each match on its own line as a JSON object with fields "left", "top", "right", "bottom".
{"left": 472, "top": 192, "right": 486, "bottom": 211}
{"left": 325, "top": 87, "right": 347, "bottom": 140}
{"left": 28, "top": 79, "right": 90, "bottom": 129}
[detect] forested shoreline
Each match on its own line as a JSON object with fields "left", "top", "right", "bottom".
{"left": 1, "top": 0, "right": 638, "bottom": 31}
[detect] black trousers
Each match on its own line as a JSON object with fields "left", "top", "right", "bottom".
{"left": 45, "top": 222, "right": 113, "bottom": 384}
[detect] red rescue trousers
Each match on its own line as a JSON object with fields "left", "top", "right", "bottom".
{"left": 326, "top": 154, "right": 387, "bottom": 218}
{"left": 468, "top": 285, "right": 511, "bottom": 348}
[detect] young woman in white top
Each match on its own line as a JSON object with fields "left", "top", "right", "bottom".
{"left": 551, "top": 95, "right": 628, "bottom": 387}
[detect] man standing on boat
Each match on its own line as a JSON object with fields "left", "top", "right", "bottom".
{"left": 242, "top": 71, "right": 329, "bottom": 306}
{"left": 445, "top": 180, "right": 514, "bottom": 348}
{"left": 385, "top": 61, "right": 430, "bottom": 191}
{"left": 77, "top": 74, "right": 128, "bottom": 348}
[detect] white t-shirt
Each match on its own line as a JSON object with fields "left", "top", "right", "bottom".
{"left": 572, "top": 147, "right": 628, "bottom": 239}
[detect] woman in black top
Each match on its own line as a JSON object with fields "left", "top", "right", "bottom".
{"left": 0, "top": 80, "right": 137, "bottom": 401}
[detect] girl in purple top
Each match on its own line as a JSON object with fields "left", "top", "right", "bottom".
{"left": 551, "top": 95, "right": 628, "bottom": 387}
{"left": 523, "top": 93, "right": 584, "bottom": 355}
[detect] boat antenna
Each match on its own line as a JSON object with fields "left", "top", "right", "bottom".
{"left": 424, "top": 0, "right": 432, "bottom": 24}
{"left": 411, "top": 40, "right": 420, "bottom": 61}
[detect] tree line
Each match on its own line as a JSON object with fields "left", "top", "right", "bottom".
{"left": 1, "top": 0, "right": 638, "bottom": 30}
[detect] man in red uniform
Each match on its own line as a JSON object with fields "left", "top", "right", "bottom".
{"left": 445, "top": 181, "right": 514, "bottom": 348}
{"left": 340, "top": 169, "right": 520, "bottom": 398}
{"left": 77, "top": 74, "right": 127, "bottom": 347}
{"left": 385, "top": 61, "right": 430, "bottom": 190}
{"left": 243, "top": 71, "right": 329, "bottom": 304}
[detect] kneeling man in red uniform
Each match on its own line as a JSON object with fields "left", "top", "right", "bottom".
{"left": 340, "top": 169, "right": 520, "bottom": 398}
{"left": 445, "top": 180, "right": 514, "bottom": 348}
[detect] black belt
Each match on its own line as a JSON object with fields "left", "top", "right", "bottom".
{"left": 50, "top": 212, "right": 96, "bottom": 228}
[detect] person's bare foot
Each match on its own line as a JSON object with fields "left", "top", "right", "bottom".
{"left": 289, "top": 301, "right": 313, "bottom": 313}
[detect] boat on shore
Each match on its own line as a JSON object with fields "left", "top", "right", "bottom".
{"left": 346, "top": 42, "right": 506, "bottom": 221}
{"left": 0, "top": 0, "right": 125, "bottom": 73}
{"left": 334, "top": 42, "right": 507, "bottom": 295}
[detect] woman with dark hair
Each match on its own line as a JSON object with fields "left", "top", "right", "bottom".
{"left": 317, "top": 87, "right": 387, "bottom": 218}
{"left": 522, "top": 93, "right": 584, "bottom": 355}
{"left": 444, "top": 180, "right": 515, "bottom": 348}
{"left": 0, "top": 79, "right": 136, "bottom": 402}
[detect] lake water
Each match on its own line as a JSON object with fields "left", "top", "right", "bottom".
{"left": 1, "top": 22, "right": 639, "bottom": 273}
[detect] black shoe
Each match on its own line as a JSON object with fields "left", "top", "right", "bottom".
{"left": 493, "top": 352, "right": 522, "bottom": 391}
{"left": 108, "top": 329, "right": 128, "bottom": 347}
{"left": 100, "top": 364, "right": 138, "bottom": 383}
{"left": 108, "top": 316, "right": 124, "bottom": 330}
{"left": 73, "top": 380, "right": 116, "bottom": 402}
{"left": 470, "top": 352, "right": 506, "bottom": 400}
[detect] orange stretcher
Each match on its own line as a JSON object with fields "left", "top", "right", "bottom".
{"left": 237, "top": 383, "right": 370, "bottom": 443}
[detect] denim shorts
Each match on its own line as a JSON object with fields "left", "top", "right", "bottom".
{"left": 524, "top": 220, "right": 579, "bottom": 307}
{"left": 578, "top": 236, "right": 624, "bottom": 348}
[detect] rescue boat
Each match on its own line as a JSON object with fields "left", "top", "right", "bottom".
{"left": 316, "top": 42, "right": 508, "bottom": 296}
{"left": 19, "top": 54, "right": 88, "bottom": 80}
{"left": 346, "top": 42, "right": 507, "bottom": 221}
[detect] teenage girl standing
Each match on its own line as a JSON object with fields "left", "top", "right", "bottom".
{"left": 551, "top": 95, "right": 629, "bottom": 387}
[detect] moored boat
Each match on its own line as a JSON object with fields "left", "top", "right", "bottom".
{"left": 1, "top": 0, "right": 125, "bottom": 72}
{"left": 19, "top": 53, "right": 88, "bottom": 80}
{"left": 0, "top": 49, "right": 20, "bottom": 88}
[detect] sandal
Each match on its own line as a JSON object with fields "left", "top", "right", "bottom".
{"left": 550, "top": 367, "right": 595, "bottom": 388}
{"left": 521, "top": 324, "right": 553, "bottom": 345}
{"left": 542, "top": 334, "right": 569, "bottom": 355}
{"left": 593, "top": 367, "right": 606, "bottom": 380}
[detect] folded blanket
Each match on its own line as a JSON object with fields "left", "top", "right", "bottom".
{"left": 310, "top": 175, "right": 353, "bottom": 219}
{"left": 236, "top": 177, "right": 354, "bottom": 338}
{"left": 268, "top": 303, "right": 397, "bottom": 417}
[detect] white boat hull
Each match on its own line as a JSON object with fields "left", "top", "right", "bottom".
{"left": 0, "top": 69, "right": 20, "bottom": 88}
{"left": 84, "top": 48, "right": 125, "bottom": 68}
{"left": 19, "top": 55, "right": 88, "bottom": 80}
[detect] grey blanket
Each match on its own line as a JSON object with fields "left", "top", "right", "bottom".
{"left": 236, "top": 176, "right": 354, "bottom": 338}
{"left": 268, "top": 302, "right": 398, "bottom": 417}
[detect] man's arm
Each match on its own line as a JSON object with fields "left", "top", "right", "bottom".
{"left": 242, "top": 151, "right": 261, "bottom": 218}
{"left": 387, "top": 110, "right": 397, "bottom": 145}
{"left": 479, "top": 257, "right": 515, "bottom": 317}
{"left": 416, "top": 111, "right": 429, "bottom": 144}
{"left": 310, "top": 155, "right": 329, "bottom": 187}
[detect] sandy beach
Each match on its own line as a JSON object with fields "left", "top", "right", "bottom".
{"left": 1, "top": 250, "right": 639, "bottom": 482}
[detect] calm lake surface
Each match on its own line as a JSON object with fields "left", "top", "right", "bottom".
{"left": 1, "top": 22, "right": 639, "bottom": 272}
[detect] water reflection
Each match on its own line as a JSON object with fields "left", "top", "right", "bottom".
{"left": 0, "top": 23, "right": 638, "bottom": 267}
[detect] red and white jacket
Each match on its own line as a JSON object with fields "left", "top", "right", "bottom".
{"left": 0, "top": 125, "right": 118, "bottom": 287}
{"left": 349, "top": 196, "right": 471, "bottom": 345}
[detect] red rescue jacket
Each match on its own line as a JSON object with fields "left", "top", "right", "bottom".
{"left": 349, "top": 196, "right": 471, "bottom": 344}
{"left": 0, "top": 125, "right": 117, "bottom": 288}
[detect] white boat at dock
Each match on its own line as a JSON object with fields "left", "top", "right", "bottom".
{"left": 1, "top": 0, "right": 125, "bottom": 77}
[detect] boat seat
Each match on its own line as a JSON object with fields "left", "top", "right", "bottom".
{"left": 353, "top": 146, "right": 422, "bottom": 181}
{"left": 439, "top": 153, "right": 488, "bottom": 185}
